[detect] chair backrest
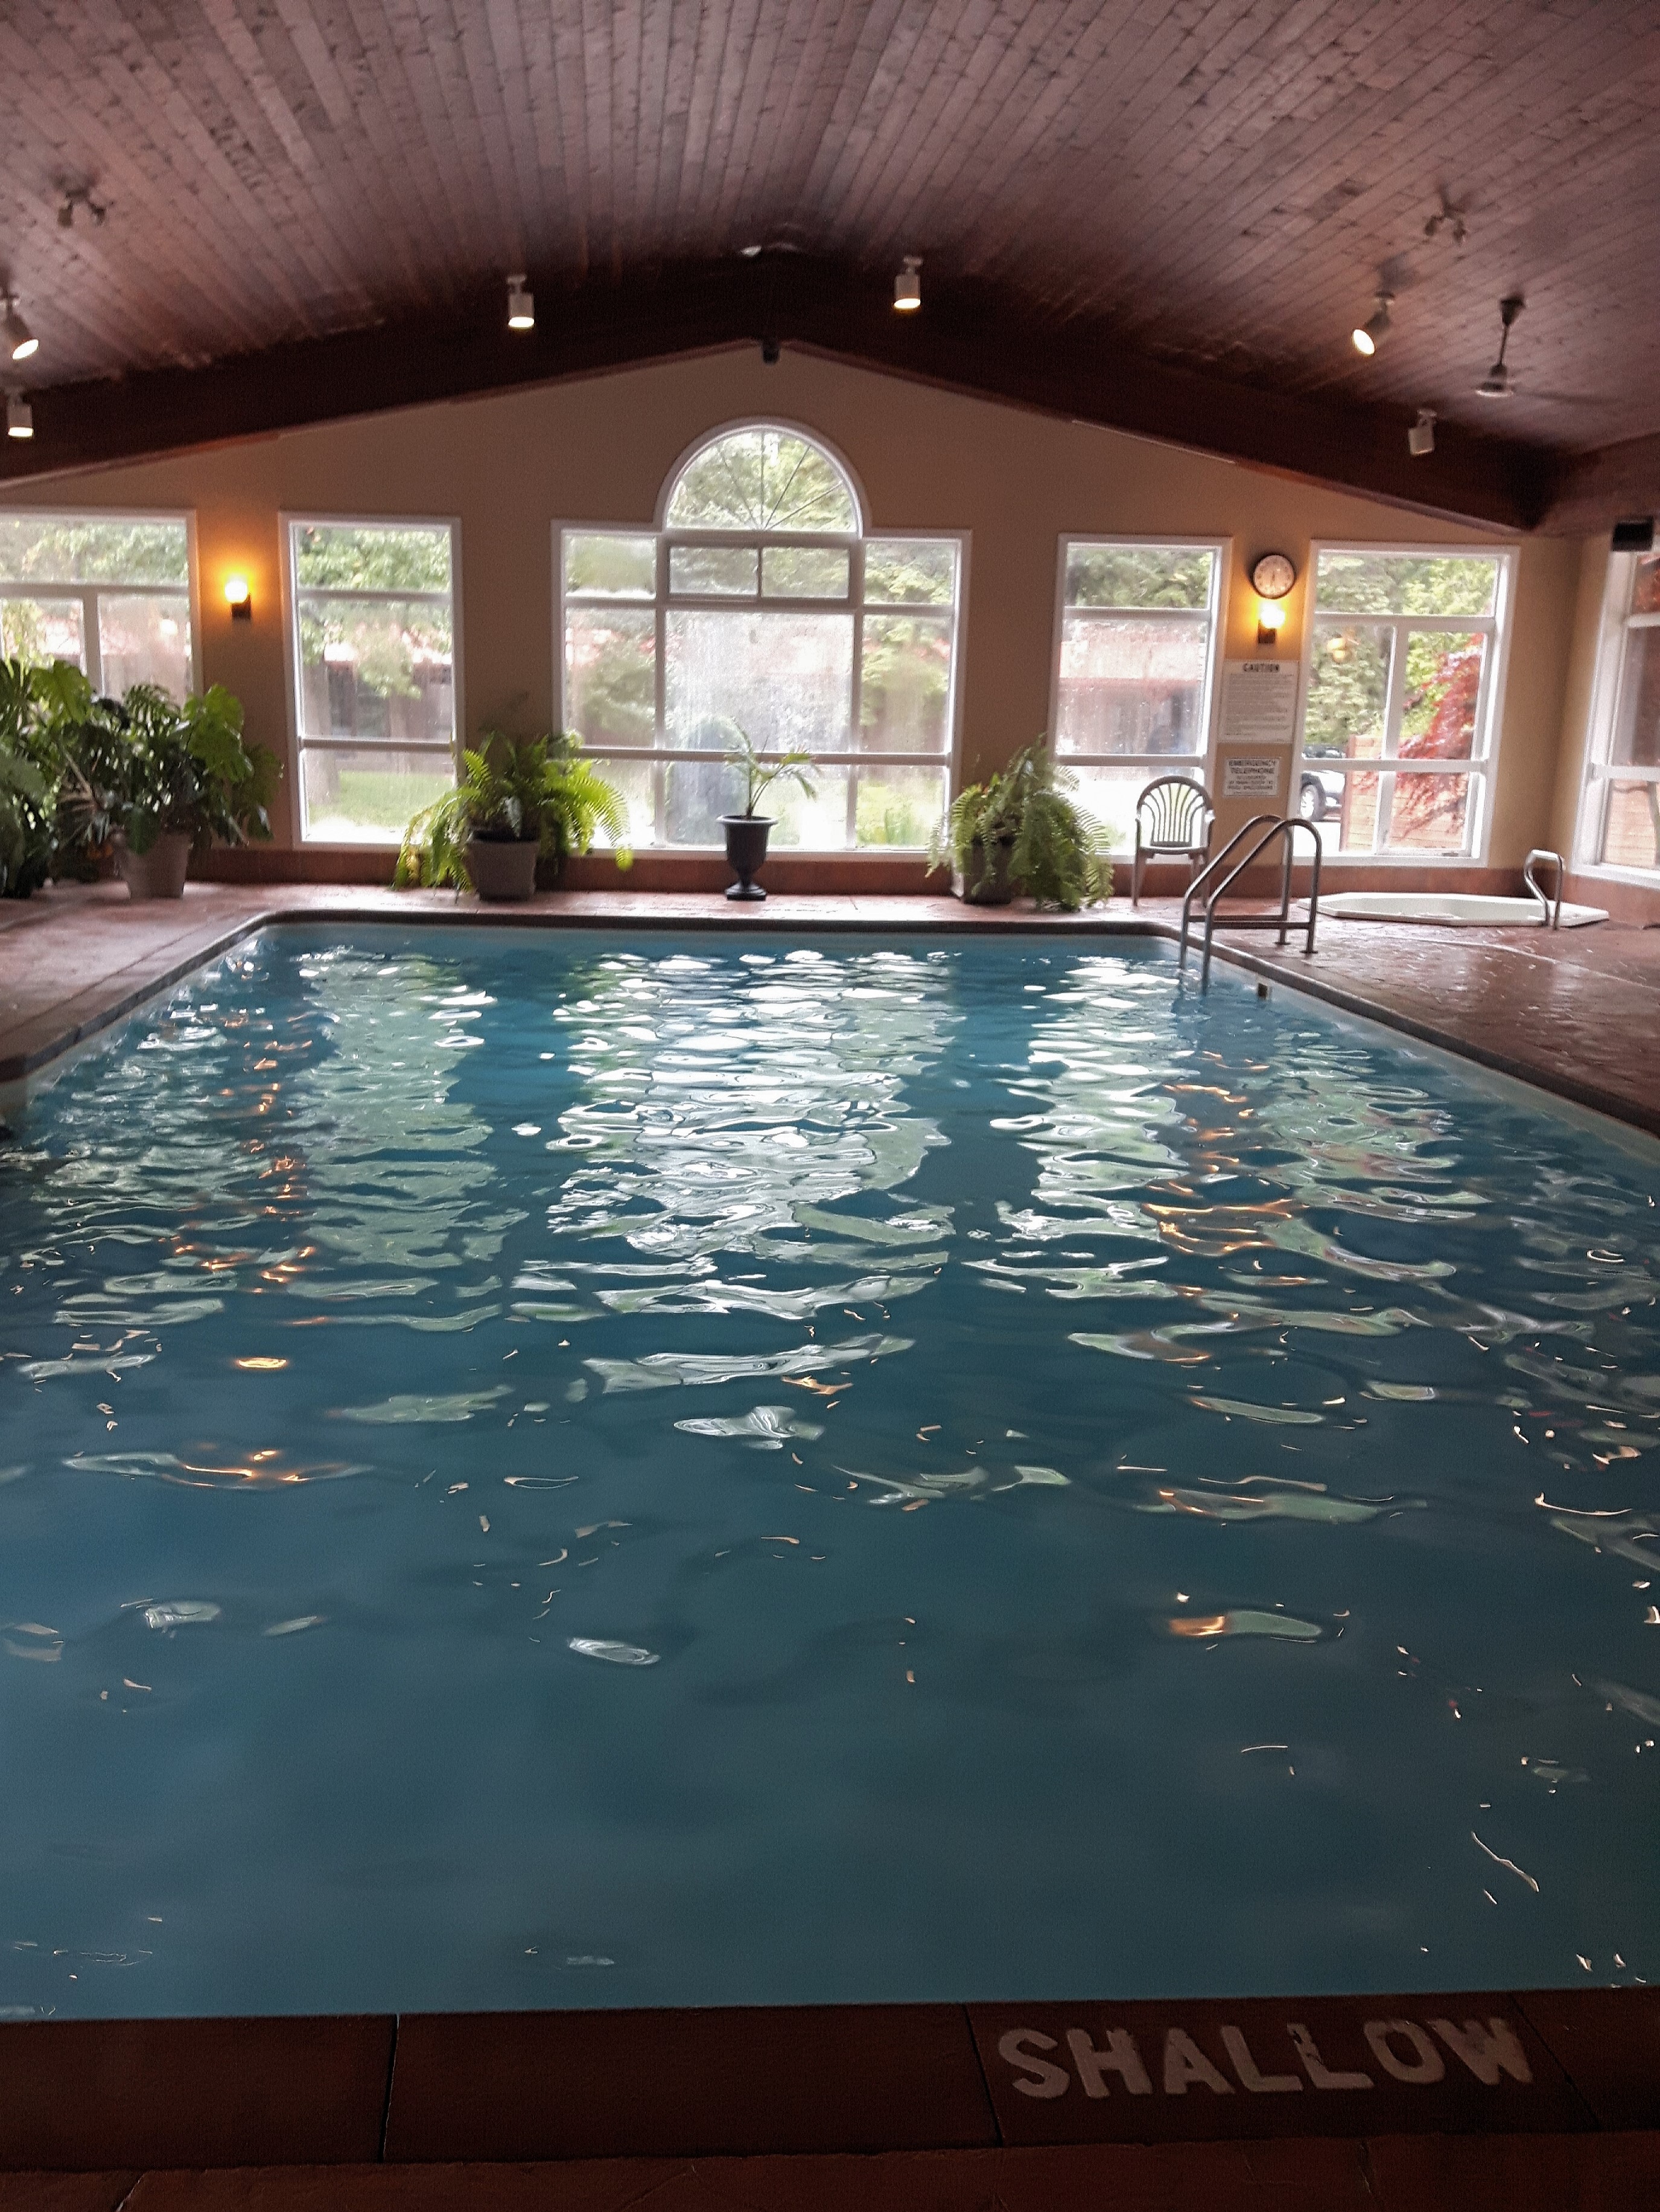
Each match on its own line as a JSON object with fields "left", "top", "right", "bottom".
{"left": 1137, "top": 775, "right": 1213, "bottom": 850}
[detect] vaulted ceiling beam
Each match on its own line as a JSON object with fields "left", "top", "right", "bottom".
{"left": 0, "top": 257, "right": 1559, "bottom": 530}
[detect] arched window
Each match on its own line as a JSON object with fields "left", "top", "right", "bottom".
{"left": 663, "top": 425, "right": 860, "bottom": 534}
{"left": 561, "top": 422, "right": 961, "bottom": 851}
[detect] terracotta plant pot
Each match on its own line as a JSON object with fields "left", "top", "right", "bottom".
{"left": 466, "top": 836, "right": 539, "bottom": 902}
{"left": 113, "top": 831, "right": 192, "bottom": 902}
{"left": 953, "top": 836, "right": 1016, "bottom": 906}
{"left": 721, "top": 813, "right": 774, "bottom": 901}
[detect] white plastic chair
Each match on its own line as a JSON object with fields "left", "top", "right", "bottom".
{"left": 1133, "top": 775, "right": 1216, "bottom": 906}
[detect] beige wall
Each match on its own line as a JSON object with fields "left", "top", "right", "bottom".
{"left": 3, "top": 346, "right": 1584, "bottom": 867}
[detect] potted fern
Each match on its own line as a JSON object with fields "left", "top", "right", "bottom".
{"left": 722, "top": 725, "right": 816, "bottom": 901}
{"left": 396, "top": 731, "right": 631, "bottom": 900}
{"left": 929, "top": 741, "right": 1111, "bottom": 911}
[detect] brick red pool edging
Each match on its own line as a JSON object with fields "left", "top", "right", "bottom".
{"left": 2, "top": 1988, "right": 1656, "bottom": 2170}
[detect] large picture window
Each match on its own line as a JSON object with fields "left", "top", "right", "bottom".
{"left": 1050, "top": 538, "right": 1224, "bottom": 853}
{"left": 1297, "top": 547, "right": 1512, "bottom": 859}
{"left": 559, "top": 425, "right": 962, "bottom": 850}
{"left": 1576, "top": 547, "right": 1660, "bottom": 879}
{"left": 286, "top": 516, "right": 459, "bottom": 844}
{"left": 0, "top": 512, "right": 194, "bottom": 699}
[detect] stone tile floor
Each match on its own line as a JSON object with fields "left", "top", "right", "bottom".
{"left": 5, "top": 2132, "right": 1660, "bottom": 2211}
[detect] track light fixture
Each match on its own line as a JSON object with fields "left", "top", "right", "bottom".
{"left": 1476, "top": 295, "right": 1523, "bottom": 398}
{"left": 506, "top": 273, "right": 534, "bottom": 331}
{"left": 1351, "top": 291, "right": 1393, "bottom": 356}
{"left": 5, "top": 393, "right": 31, "bottom": 440}
{"left": 893, "top": 255, "right": 922, "bottom": 311}
{"left": 3, "top": 297, "right": 37, "bottom": 363}
{"left": 1408, "top": 407, "right": 1437, "bottom": 457}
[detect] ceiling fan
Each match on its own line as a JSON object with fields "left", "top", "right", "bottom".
{"left": 1474, "top": 294, "right": 1609, "bottom": 408}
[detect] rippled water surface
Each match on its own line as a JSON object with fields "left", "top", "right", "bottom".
{"left": 3, "top": 925, "right": 1659, "bottom": 2018}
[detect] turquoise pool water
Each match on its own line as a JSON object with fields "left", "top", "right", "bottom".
{"left": 2, "top": 925, "right": 1658, "bottom": 2020}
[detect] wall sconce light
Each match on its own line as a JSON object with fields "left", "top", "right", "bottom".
{"left": 1255, "top": 596, "right": 1286, "bottom": 646}
{"left": 223, "top": 573, "right": 252, "bottom": 621}
{"left": 5, "top": 393, "right": 31, "bottom": 440}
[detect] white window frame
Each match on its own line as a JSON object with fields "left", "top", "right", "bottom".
{"left": 1574, "top": 548, "right": 1660, "bottom": 883}
{"left": 1296, "top": 540, "right": 1515, "bottom": 867}
{"left": 281, "top": 512, "right": 463, "bottom": 847}
{"left": 555, "top": 420, "right": 967, "bottom": 852}
{"left": 0, "top": 507, "right": 200, "bottom": 696}
{"left": 1046, "top": 534, "right": 1228, "bottom": 801}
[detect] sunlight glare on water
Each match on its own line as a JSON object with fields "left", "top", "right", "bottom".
{"left": 1, "top": 925, "right": 1657, "bottom": 2017}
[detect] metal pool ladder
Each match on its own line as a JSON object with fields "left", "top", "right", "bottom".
{"left": 1178, "top": 814, "right": 1324, "bottom": 990}
{"left": 1524, "top": 848, "right": 1565, "bottom": 928}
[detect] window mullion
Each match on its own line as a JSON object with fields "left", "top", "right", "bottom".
{"left": 847, "top": 539, "right": 866, "bottom": 848}
{"left": 654, "top": 538, "right": 669, "bottom": 844}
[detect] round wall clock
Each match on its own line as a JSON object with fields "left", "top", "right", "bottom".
{"left": 1251, "top": 551, "right": 1296, "bottom": 599}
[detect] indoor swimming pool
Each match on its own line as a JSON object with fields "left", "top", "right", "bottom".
{"left": 1, "top": 924, "right": 1656, "bottom": 2019}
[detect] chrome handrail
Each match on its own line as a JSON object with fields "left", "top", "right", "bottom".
{"left": 1195, "top": 816, "right": 1324, "bottom": 990}
{"left": 1177, "top": 815, "right": 1279, "bottom": 967}
{"left": 1523, "top": 847, "right": 1565, "bottom": 929}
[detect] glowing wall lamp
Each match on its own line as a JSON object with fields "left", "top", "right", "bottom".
{"left": 1255, "top": 595, "right": 1286, "bottom": 646}
{"left": 223, "top": 573, "right": 252, "bottom": 622}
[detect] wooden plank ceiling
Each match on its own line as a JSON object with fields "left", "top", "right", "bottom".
{"left": 1, "top": 0, "right": 1655, "bottom": 525}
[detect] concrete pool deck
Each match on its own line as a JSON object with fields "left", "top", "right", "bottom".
{"left": 1, "top": 878, "right": 1658, "bottom": 1138}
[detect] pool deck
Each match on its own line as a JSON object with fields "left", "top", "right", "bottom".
{"left": 2, "top": 878, "right": 1658, "bottom": 1137}
{"left": 3, "top": 879, "right": 1660, "bottom": 2208}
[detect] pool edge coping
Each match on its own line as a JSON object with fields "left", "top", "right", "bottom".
{"left": 0, "top": 1987, "right": 1656, "bottom": 2170}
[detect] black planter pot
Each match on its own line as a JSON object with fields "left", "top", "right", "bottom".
{"left": 721, "top": 813, "right": 774, "bottom": 901}
{"left": 466, "top": 836, "right": 538, "bottom": 902}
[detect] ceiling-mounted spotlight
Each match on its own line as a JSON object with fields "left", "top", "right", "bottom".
{"left": 1351, "top": 291, "right": 1393, "bottom": 356}
{"left": 893, "top": 255, "right": 922, "bottom": 312}
{"left": 505, "top": 273, "right": 534, "bottom": 331}
{"left": 1408, "top": 407, "right": 1437, "bottom": 457}
{"left": 57, "top": 186, "right": 107, "bottom": 229}
{"left": 5, "top": 393, "right": 31, "bottom": 440}
{"left": 1476, "top": 294, "right": 1524, "bottom": 398}
{"left": 2, "top": 297, "right": 37, "bottom": 363}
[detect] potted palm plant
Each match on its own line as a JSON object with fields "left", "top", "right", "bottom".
{"left": 721, "top": 725, "right": 816, "bottom": 901}
{"left": 55, "top": 676, "right": 281, "bottom": 900}
{"left": 396, "top": 731, "right": 631, "bottom": 899}
{"left": 929, "top": 740, "right": 1111, "bottom": 911}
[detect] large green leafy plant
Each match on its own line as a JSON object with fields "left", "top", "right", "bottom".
{"left": 0, "top": 659, "right": 72, "bottom": 897}
{"left": 929, "top": 740, "right": 1111, "bottom": 910}
{"left": 56, "top": 676, "right": 281, "bottom": 863}
{"left": 395, "top": 731, "right": 632, "bottom": 889}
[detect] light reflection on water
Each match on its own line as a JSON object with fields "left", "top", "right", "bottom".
{"left": 0, "top": 925, "right": 1658, "bottom": 2018}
